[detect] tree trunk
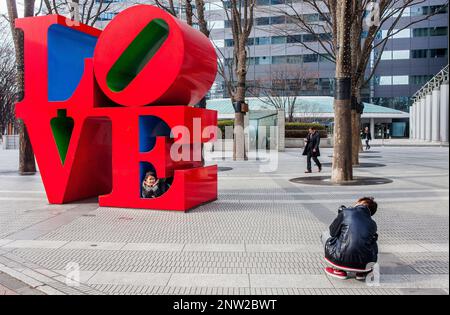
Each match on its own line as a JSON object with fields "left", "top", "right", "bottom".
{"left": 351, "top": 110, "right": 361, "bottom": 165}
{"left": 333, "top": 95, "right": 353, "bottom": 182}
{"left": 233, "top": 41, "right": 247, "bottom": 161}
{"left": 331, "top": 0, "right": 353, "bottom": 183}
{"left": 351, "top": 95, "right": 361, "bottom": 165}
{"left": 233, "top": 78, "right": 246, "bottom": 160}
{"left": 7, "top": 0, "right": 37, "bottom": 175}
{"left": 185, "top": 0, "right": 194, "bottom": 26}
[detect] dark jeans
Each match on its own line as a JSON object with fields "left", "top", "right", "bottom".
{"left": 307, "top": 152, "right": 321, "bottom": 171}
{"left": 365, "top": 139, "right": 371, "bottom": 150}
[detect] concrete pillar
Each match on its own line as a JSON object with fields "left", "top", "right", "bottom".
{"left": 409, "top": 104, "right": 414, "bottom": 139}
{"left": 414, "top": 102, "right": 419, "bottom": 140}
{"left": 431, "top": 88, "right": 440, "bottom": 142}
{"left": 370, "top": 118, "right": 375, "bottom": 140}
{"left": 277, "top": 109, "right": 285, "bottom": 152}
{"left": 425, "top": 92, "right": 432, "bottom": 141}
{"left": 440, "top": 82, "right": 449, "bottom": 144}
{"left": 420, "top": 97, "right": 426, "bottom": 140}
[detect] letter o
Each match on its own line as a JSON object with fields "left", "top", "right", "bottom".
{"left": 93, "top": 5, "right": 217, "bottom": 107}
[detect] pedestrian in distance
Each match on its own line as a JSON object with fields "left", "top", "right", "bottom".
{"left": 302, "top": 126, "right": 322, "bottom": 173}
{"left": 321, "top": 197, "right": 379, "bottom": 281}
{"left": 363, "top": 126, "right": 372, "bottom": 150}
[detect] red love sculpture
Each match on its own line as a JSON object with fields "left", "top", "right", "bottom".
{"left": 14, "top": 5, "right": 218, "bottom": 211}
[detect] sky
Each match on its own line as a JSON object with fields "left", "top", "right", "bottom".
{"left": 0, "top": 1, "right": 25, "bottom": 16}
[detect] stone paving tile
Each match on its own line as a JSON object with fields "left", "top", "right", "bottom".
{"left": 61, "top": 241, "right": 126, "bottom": 251}
{"left": 121, "top": 243, "right": 184, "bottom": 251}
{"left": 3, "top": 240, "right": 68, "bottom": 249}
{"left": 87, "top": 272, "right": 171, "bottom": 286}
{"left": 168, "top": 273, "right": 250, "bottom": 288}
{"left": 183, "top": 243, "right": 246, "bottom": 252}
{"left": 250, "top": 274, "right": 333, "bottom": 289}
{"left": 0, "top": 240, "right": 14, "bottom": 247}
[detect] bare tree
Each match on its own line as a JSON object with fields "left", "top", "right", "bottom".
{"left": 219, "top": 0, "right": 256, "bottom": 160}
{"left": 6, "top": 0, "right": 36, "bottom": 175}
{"left": 0, "top": 21, "right": 17, "bottom": 137}
{"left": 251, "top": 66, "right": 319, "bottom": 122}
{"left": 272, "top": 0, "right": 449, "bottom": 165}
{"left": 44, "top": 0, "right": 116, "bottom": 26}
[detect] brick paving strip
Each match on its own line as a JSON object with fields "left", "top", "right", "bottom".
{"left": 0, "top": 271, "right": 43, "bottom": 295}
{"left": 0, "top": 250, "right": 104, "bottom": 295}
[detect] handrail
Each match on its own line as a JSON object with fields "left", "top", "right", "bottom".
{"left": 412, "top": 65, "right": 449, "bottom": 102}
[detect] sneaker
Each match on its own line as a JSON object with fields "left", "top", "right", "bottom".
{"left": 304, "top": 170, "right": 312, "bottom": 173}
{"left": 356, "top": 271, "right": 371, "bottom": 281}
{"left": 324, "top": 267, "right": 348, "bottom": 280}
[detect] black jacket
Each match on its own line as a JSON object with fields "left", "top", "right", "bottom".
{"left": 325, "top": 205, "right": 378, "bottom": 269}
{"left": 141, "top": 180, "right": 170, "bottom": 199}
{"left": 302, "top": 131, "right": 321, "bottom": 157}
{"left": 363, "top": 131, "right": 372, "bottom": 141}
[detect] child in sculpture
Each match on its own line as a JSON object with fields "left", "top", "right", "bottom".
{"left": 141, "top": 171, "right": 170, "bottom": 199}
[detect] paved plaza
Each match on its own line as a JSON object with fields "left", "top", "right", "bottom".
{"left": 0, "top": 146, "right": 448, "bottom": 295}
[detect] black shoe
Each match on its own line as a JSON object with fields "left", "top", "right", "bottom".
{"left": 304, "top": 170, "right": 312, "bottom": 173}
{"left": 318, "top": 166, "right": 322, "bottom": 173}
{"left": 356, "top": 271, "right": 371, "bottom": 281}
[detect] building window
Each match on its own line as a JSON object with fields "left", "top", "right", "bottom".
{"left": 392, "top": 75, "right": 409, "bottom": 85}
{"left": 410, "top": 75, "right": 433, "bottom": 85}
{"left": 272, "top": 36, "right": 287, "bottom": 44}
{"left": 303, "top": 54, "right": 318, "bottom": 63}
{"left": 255, "top": 37, "right": 271, "bottom": 45}
{"left": 392, "top": 50, "right": 410, "bottom": 59}
{"left": 302, "top": 34, "right": 316, "bottom": 42}
{"left": 319, "top": 54, "right": 333, "bottom": 62}
{"left": 430, "top": 49, "right": 448, "bottom": 58}
{"left": 256, "top": 17, "right": 270, "bottom": 25}
{"left": 413, "top": 27, "right": 429, "bottom": 37}
{"left": 98, "top": 12, "right": 118, "bottom": 21}
{"left": 286, "top": 55, "right": 302, "bottom": 64}
{"left": 270, "top": 16, "right": 286, "bottom": 25}
{"left": 383, "top": 29, "right": 410, "bottom": 38}
{"left": 411, "top": 49, "right": 428, "bottom": 58}
{"left": 381, "top": 51, "right": 392, "bottom": 60}
{"left": 287, "top": 34, "right": 302, "bottom": 43}
{"left": 430, "top": 27, "right": 448, "bottom": 36}
{"left": 225, "top": 39, "right": 234, "bottom": 47}
{"left": 272, "top": 56, "right": 287, "bottom": 64}
{"left": 319, "top": 33, "right": 332, "bottom": 41}
{"left": 304, "top": 14, "right": 319, "bottom": 23}
{"left": 378, "top": 76, "right": 392, "bottom": 85}
{"left": 258, "top": 56, "right": 272, "bottom": 65}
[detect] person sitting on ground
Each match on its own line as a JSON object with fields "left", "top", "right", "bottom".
{"left": 321, "top": 197, "right": 378, "bottom": 281}
{"left": 141, "top": 171, "right": 170, "bottom": 199}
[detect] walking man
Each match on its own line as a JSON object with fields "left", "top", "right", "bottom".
{"left": 303, "top": 126, "right": 322, "bottom": 173}
{"left": 363, "top": 126, "right": 372, "bottom": 150}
